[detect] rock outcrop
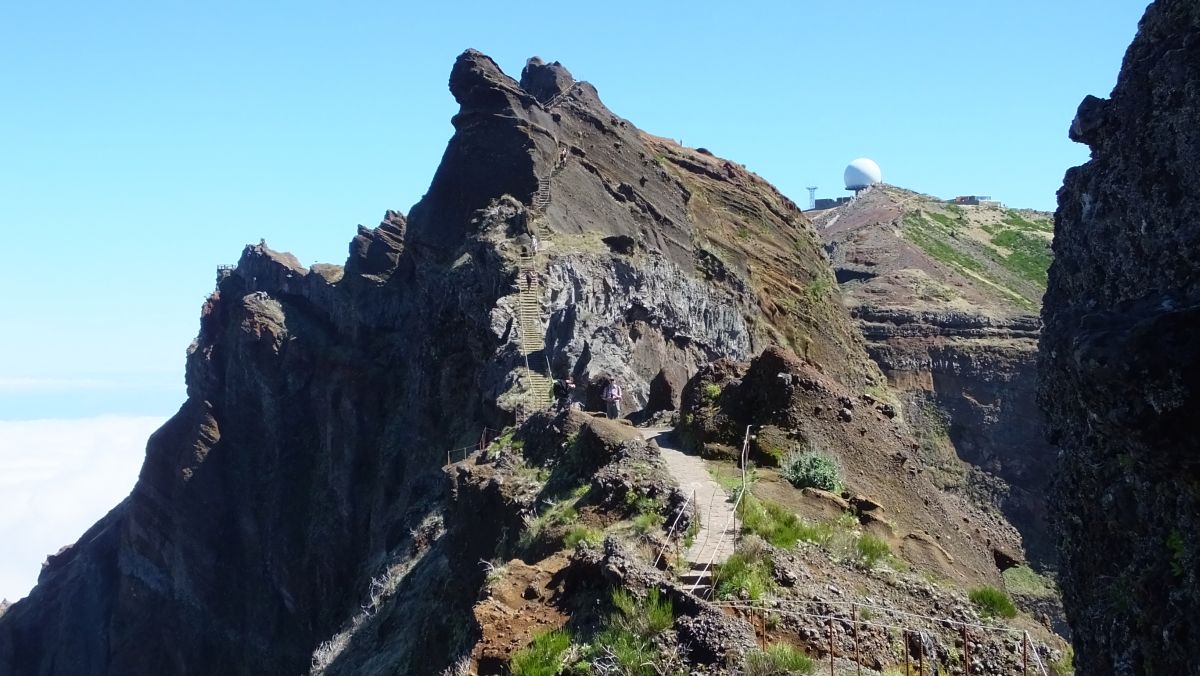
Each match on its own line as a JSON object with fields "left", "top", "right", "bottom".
{"left": 818, "top": 187, "right": 1057, "bottom": 565}
{"left": 0, "top": 51, "right": 878, "bottom": 675}
{"left": 1040, "top": 0, "right": 1200, "bottom": 672}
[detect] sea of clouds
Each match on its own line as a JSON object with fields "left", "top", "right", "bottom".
{"left": 0, "top": 415, "right": 166, "bottom": 602}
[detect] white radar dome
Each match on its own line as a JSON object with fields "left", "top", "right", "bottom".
{"left": 844, "top": 158, "right": 883, "bottom": 190}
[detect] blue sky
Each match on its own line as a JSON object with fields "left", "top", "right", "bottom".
{"left": 0, "top": 1, "right": 1147, "bottom": 599}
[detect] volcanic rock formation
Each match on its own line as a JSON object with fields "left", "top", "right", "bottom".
{"left": 1041, "top": 0, "right": 1200, "bottom": 672}
{"left": 0, "top": 51, "right": 881, "bottom": 675}
{"left": 817, "top": 186, "right": 1056, "bottom": 565}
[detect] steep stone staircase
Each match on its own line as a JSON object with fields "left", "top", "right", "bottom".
{"left": 514, "top": 148, "right": 569, "bottom": 422}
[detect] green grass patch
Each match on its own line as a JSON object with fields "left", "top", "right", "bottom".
{"left": 903, "top": 215, "right": 988, "bottom": 275}
{"left": 510, "top": 628, "right": 572, "bottom": 676}
{"left": 715, "top": 543, "right": 776, "bottom": 600}
{"left": 1003, "top": 212, "right": 1054, "bottom": 233}
{"left": 855, "top": 533, "right": 891, "bottom": 569}
{"left": 1002, "top": 565, "right": 1058, "bottom": 599}
{"left": 583, "top": 589, "right": 675, "bottom": 675}
{"left": 702, "top": 382, "right": 722, "bottom": 403}
{"left": 564, "top": 525, "right": 603, "bottom": 549}
{"left": 927, "top": 211, "right": 961, "bottom": 230}
{"left": 990, "top": 229, "right": 1051, "bottom": 287}
{"left": 969, "top": 586, "right": 1018, "bottom": 619}
{"left": 519, "top": 497, "right": 582, "bottom": 550}
{"left": 741, "top": 495, "right": 804, "bottom": 549}
{"left": 632, "top": 511, "right": 664, "bottom": 534}
{"left": 743, "top": 643, "right": 815, "bottom": 675}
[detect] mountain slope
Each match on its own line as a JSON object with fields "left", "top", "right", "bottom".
{"left": 818, "top": 186, "right": 1058, "bottom": 567}
{"left": 0, "top": 52, "right": 881, "bottom": 676}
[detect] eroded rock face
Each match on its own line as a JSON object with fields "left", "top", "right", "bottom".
{"left": 0, "top": 51, "right": 875, "bottom": 675}
{"left": 1040, "top": 1, "right": 1200, "bottom": 672}
{"left": 819, "top": 186, "right": 1057, "bottom": 566}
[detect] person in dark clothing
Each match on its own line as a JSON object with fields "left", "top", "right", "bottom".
{"left": 553, "top": 376, "right": 575, "bottom": 410}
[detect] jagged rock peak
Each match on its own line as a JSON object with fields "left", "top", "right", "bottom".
{"left": 520, "top": 56, "right": 575, "bottom": 104}
{"left": 448, "top": 49, "right": 523, "bottom": 106}
{"left": 450, "top": 49, "right": 578, "bottom": 109}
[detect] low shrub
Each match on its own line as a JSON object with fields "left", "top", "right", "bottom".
{"left": 702, "top": 382, "right": 722, "bottom": 403}
{"left": 743, "top": 643, "right": 815, "bottom": 675}
{"left": 779, "top": 449, "right": 841, "bottom": 492}
{"left": 969, "top": 586, "right": 1017, "bottom": 619}
{"left": 510, "top": 628, "right": 572, "bottom": 676}
{"left": 564, "top": 525, "right": 603, "bottom": 549}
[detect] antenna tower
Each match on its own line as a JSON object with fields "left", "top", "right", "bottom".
{"left": 806, "top": 186, "right": 818, "bottom": 210}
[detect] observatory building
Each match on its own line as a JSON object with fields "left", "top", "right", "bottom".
{"left": 844, "top": 157, "right": 882, "bottom": 194}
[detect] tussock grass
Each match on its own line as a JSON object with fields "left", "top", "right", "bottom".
{"left": 510, "top": 628, "right": 572, "bottom": 676}
{"left": 969, "top": 586, "right": 1017, "bottom": 619}
{"left": 743, "top": 643, "right": 815, "bottom": 675}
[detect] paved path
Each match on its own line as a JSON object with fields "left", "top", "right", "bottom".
{"left": 641, "top": 429, "right": 740, "bottom": 577}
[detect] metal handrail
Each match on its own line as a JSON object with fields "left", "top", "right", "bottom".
{"left": 687, "top": 485, "right": 744, "bottom": 595}
{"left": 652, "top": 489, "right": 697, "bottom": 569}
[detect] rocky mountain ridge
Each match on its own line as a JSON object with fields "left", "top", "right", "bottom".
{"left": 0, "top": 51, "right": 1067, "bottom": 675}
{"left": 817, "top": 187, "right": 1057, "bottom": 566}
{"left": 0, "top": 51, "right": 884, "bottom": 675}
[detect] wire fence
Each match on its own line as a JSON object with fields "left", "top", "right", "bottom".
{"left": 711, "top": 599, "right": 1049, "bottom": 676}
{"left": 444, "top": 427, "right": 498, "bottom": 466}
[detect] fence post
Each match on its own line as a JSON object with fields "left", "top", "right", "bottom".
{"left": 963, "top": 624, "right": 970, "bottom": 676}
{"left": 853, "top": 604, "right": 860, "bottom": 676}
{"left": 917, "top": 631, "right": 923, "bottom": 676}
{"left": 1023, "top": 632, "right": 1029, "bottom": 676}
{"left": 904, "top": 630, "right": 909, "bottom": 675}
{"left": 829, "top": 615, "right": 835, "bottom": 676}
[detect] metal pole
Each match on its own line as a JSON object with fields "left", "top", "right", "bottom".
{"left": 1023, "top": 632, "right": 1029, "bottom": 676}
{"left": 917, "top": 632, "right": 923, "bottom": 676}
{"left": 963, "top": 625, "right": 970, "bottom": 676}
{"left": 853, "top": 604, "right": 860, "bottom": 676}
{"left": 739, "top": 425, "right": 752, "bottom": 526}
{"left": 829, "top": 615, "right": 835, "bottom": 676}
{"left": 904, "top": 630, "right": 909, "bottom": 675}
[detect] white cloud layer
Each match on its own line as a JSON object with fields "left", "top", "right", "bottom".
{"left": 0, "top": 416, "right": 166, "bottom": 602}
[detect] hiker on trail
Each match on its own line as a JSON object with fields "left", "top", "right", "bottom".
{"left": 531, "top": 234, "right": 540, "bottom": 254}
{"left": 553, "top": 376, "right": 575, "bottom": 411}
{"left": 525, "top": 270, "right": 533, "bottom": 288}
{"left": 602, "top": 378, "right": 622, "bottom": 419}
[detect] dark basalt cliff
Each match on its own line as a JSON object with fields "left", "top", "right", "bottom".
{"left": 0, "top": 52, "right": 879, "bottom": 675}
{"left": 1041, "top": 0, "right": 1200, "bottom": 672}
